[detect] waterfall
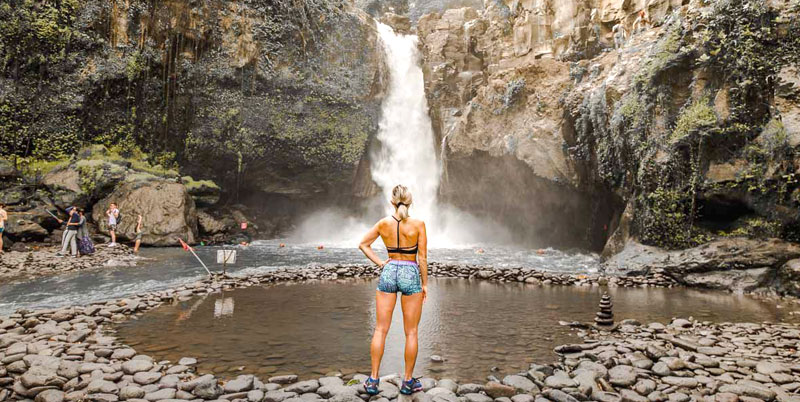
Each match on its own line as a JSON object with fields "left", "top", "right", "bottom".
{"left": 370, "top": 22, "right": 441, "bottom": 222}
{"left": 290, "top": 22, "right": 513, "bottom": 247}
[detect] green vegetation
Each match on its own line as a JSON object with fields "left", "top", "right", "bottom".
{"left": 182, "top": 176, "right": 221, "bottom": 192}
{"left": 570, "top": 0, "right": 800, "bottom": 249}
{"left": 670, "top": 98, "right": 717, "bottom": 142}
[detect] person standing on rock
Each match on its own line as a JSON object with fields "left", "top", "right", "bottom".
{"left": 106, "top": 202, "right": 120, "bottom": 246}
{"left": 0, "top": 202, "right": 7, "bottom": 254}
{"left": 358, "top": 184, "right": 428, "bottom": 396}
{"left": 57, "top": 207, "right": 81, "bottom": 257}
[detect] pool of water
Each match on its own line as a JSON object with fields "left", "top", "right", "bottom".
{"left": 113, "top": 277, "right": 797, "bottom": 383}
{"left": 0, "top": 241, "right": 598, "bottom": 316}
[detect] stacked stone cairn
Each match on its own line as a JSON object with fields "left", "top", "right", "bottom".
{"left": 594, "top": 293, "right": 614, "bottom": 328}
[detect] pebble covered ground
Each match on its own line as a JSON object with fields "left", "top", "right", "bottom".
{"left": 0, "top": 244, "right": 139, "bottom": 283}
{"left": 1, "top": 265, "right": 799, "bottom": 402}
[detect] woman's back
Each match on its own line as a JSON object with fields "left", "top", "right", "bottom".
{"left": 378, "top": 216, "right": 422, "bottom": 260}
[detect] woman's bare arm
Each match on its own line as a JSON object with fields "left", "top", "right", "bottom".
{"left": 417, "top": 221, "right": 428, "bottom": 300}
{"left": 359, "top": 220, "right": 389, "bottom": 267}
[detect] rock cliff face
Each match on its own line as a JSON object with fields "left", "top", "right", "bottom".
{"left": 417, "top": 0, "right": 800, "bottom": 252}
{"left": 0, "top": 0, "right": 386, "bottom": 232}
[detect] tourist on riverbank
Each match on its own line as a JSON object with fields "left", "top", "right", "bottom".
{"left": 106, "top": 202, "right": 120, "bottom": 246}
{"left": 57, "top": 207, "right": 81, "bottom": 257}
{"left": 133, "top": 214, "right": 143, "bottom": 253}
{"left": 77, "top": 208, "right": 95, "bottom": 256}
{"left": 358, "top": 184, "right": 428, "bottom": 396}
{"left": 0, "top": 202, "right": 7, "bottom": 253}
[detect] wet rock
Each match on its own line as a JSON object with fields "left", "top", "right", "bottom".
{"left": 484, "top": 381, "right": 516, "bottom": 398}
{"left": 120, "top": 386, "right": 146, "bottom": 400}
{"left": 21, "top": 366, "right": 60, "bottom": 388}
{"left": 86, "top": 393, "right": 119, "bottom": 402}
{"left": 502, "top": 375, "right": 537, "bottom": 393}
{"left": 165, "top": 365, "right": 189, "bottom": 374}
{"left": 36, "top": 389, "right": 66, "bottom": 402}
{"left": 592, "top": 391, "right": 622, "bottom": 402}
{"left": 756, "top": 361, "right": 789, "bottom": 375}
{"left": 179, "top": 374, "right": 215, "bottom": 391}
{"left": 178, "top": 357, "right": 197, "bottom": 366}
{"left": 268, "top": 375, "right": 298, "bottom": 385}
{"left": 133, "top": 372, "right": 162, "bottom": 385}
{"left": 121, "top": 360, "right": 153, "bottom": 375}
{"left": 661, "top": 377, "right": 697, "bottom": 388}
{"left": 283, "top": 379, "right": 319, "bottom": 394}
{"left": 542, "top": 389, "right": 579, "bottom": 402}
{"left": 545, "top": 371, "right": 577, "bottom": 389}
{"left": 248, "top": 389, "right": 265, "bottom": 402}
{"left": 620, "top": 389, "right": 648, "bottom": 402}
{"left": 224, "top": 375, "right": 255, "bottom": 393}
{"left": 457, "top": 384, "right": 483, "bottom": 395}
{"left": 318, "top": 377, "right": 344, "bottom": 388}
{"left": 714, "top": 393, "right": 739, "bottom": 402}
{"left": 420, "top": 378, "right": 437, "bottom": 391}
{"left": 111, "top": 349, "right": 136, "bottom": 360}
{"left": 608, "top": 366, "right": 637, "bottom": 387}
{"left": 263, "top": 390, "right": 298, "bottom": 402}
{"left": 463, "top": 393, "right": 493, "bottom": 402}
{"left": 328, "top": 393, "right": 364, "bottom": 402}
{"left": 718, "top": 384, "right": 776, "bottom": 400}
{"left": 511, "top": 395, "right": 536, "bottom": 402}
{"left": 143, "top": 388, "right": 176, "bottom": 401}
{"left": 194, "top": 381, "right": 224, "bottom": 399}
{"left": 438, "top": 379, "right": 458, "bottom": 393}
{"left": 634, "top": 379, "right": 656, "bottom": 396}
{"left": 87, "top": 379, "right": 118, "bottom": 394}
{"left": 427, "top": 387, "right": 455, "bottom": 397}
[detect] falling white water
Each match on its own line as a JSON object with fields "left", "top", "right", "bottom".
{"left": 289, "top": 22, "right": 514, "bottom": 248}
{"left": 370, "top": 22, "right": 441, "bottom": 222}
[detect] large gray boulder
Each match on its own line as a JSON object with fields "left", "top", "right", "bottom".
{"left": 93, "top": 179, "right": 198, "bottom": 246}
{"left": 603, "top": 238, "right": 800, "bottom": 293}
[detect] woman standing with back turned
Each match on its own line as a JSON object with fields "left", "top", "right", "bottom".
{"left": 358, "top": 185, "right": 428, "bottom": 395}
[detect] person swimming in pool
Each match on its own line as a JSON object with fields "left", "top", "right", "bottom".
{"left": 358, "top": 184, "right": 428, "bottom": 396}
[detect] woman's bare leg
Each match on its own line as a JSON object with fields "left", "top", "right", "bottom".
{"left": 370, "top": 291, "right": 397, "bottom": 378}
{"left": 400, "top": 292, "right": 424, "bottom": 381}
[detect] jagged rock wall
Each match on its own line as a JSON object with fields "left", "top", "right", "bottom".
{"left": 0, "top": 0, "right": 387, "bottom": 234}
{"left": 417, "top": 0, "right": 800, "bottom": 252}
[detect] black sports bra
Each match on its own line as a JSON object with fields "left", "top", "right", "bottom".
{"left": 386, "top": 216, "right": 418, "bottom": 255}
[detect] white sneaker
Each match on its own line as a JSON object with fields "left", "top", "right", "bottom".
{"left": 108, "top": 242, "right": 116, "bottom": 247}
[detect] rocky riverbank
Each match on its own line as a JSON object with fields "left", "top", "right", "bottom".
{"left": 0, "top": 244, "right": 138, "bottom": 284}
{"left": 1, "top": 266, "right": 800, "bottom": 402}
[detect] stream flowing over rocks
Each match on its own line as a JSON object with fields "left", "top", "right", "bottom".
{"left": 1, "top": 266, "right": 800, "bottom": 402}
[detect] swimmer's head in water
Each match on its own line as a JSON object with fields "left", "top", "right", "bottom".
{"left": 391, "top": 185, "right": 412, "bottom": 220}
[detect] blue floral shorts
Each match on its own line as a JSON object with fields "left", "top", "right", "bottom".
{"left": 378, "top": 260, "right": 422, "bottom": 296}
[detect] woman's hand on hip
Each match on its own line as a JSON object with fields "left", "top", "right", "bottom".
{"left": 379, "top": 258, "right": 390, "bottom": 268}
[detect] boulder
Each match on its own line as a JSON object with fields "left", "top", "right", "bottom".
{"left": 0, "top": 157, "right": 17, "bottom": 179}
{"left": 603, "top": 238, "right": 800, "bottom": 293}
{"left": 0, "top": 185, "right": 27, "bottom": 206}
{"left": 93, "top": 180, "right": 198, "bottom": 246}
{"left": 4, "top": 213, "right": 48, "bottom": 241}
{"left": 197, "top": 210, "right": 232, "bottom": 235}
{"left": 776, "top": 259, "right": 800, "bottom": 297}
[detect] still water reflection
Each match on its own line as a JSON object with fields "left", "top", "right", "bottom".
{"left": 114, "top": 278, "right": 794, "bottom": 382}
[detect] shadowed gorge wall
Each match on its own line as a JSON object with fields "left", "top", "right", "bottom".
{"left": 417, "top": 0, "right": 800, "bottom": 254}
{"left": 0, "top": 0, "right": 386, "bottom": 233}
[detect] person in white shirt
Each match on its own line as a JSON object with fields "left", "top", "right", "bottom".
{"left": 106, "top": 202, "right": 120, "bottom": 246}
